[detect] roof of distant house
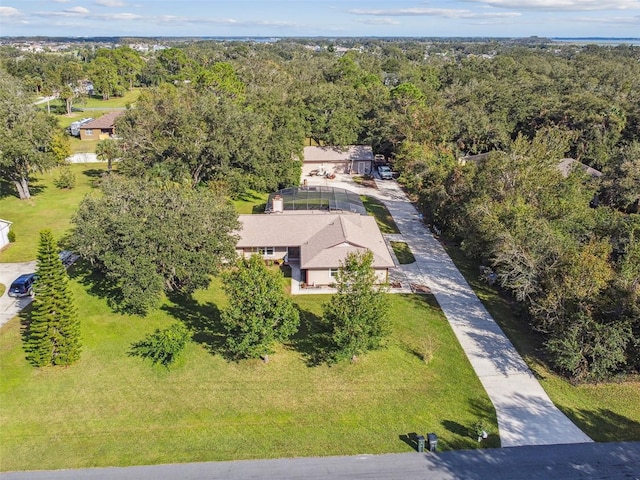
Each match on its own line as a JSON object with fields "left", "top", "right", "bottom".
{"left": 79, "top": 110, "right": 125, "bottom": 130}
{"left": 557, "top": 158, "right": 602, "bottom": 178}
{"left": 237, "top": 213, "right": 394, "bottom": 269}
{"left": 303, "top": 145, "right": 374, "bottom": 163}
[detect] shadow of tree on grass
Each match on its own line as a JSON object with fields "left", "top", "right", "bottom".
{"left": 162, "top": 293, "right": 226, "bottom": 356}
{"left": 288, "top": 306, "right": 332, "bottom": 366}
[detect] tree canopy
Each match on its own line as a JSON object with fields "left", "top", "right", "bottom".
{"left": 0, "top": 70, "right": 58, "bottom": 199}
{"left": 71, "top": 176, "right": 239, "bottom": 314}
{"left": 25, "top": 230, "right": 81, "bottom": 367}
{"left": 322, "top": 251, "right": 390, "bottom": 362}
{"left": 221, "top": 255, "right": 299, "bottom": 361}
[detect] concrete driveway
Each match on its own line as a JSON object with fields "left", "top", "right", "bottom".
{"left": 305, "top": 173, "right": 592, "bottom": 447}
{"left": 0, "top": 261, "right": 37, "bottom": 328}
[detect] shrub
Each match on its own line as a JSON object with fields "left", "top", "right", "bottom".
{"left": 7, "top": 227, "right": 16, "bottom": 243}
{"left": 128, "top": 323, "right": 191, "bottom": 367}
{"left": 54, "top": 166, "right": 76, "bottom": 189}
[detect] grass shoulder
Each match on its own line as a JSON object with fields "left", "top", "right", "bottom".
{"left": 390, "top": 241, "right": 416, "bottom": 264}
{"left": 361, "top": 195, "right": 400, "bottom": 234}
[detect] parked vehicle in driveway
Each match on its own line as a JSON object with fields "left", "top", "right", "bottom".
{"left": 378, "top": 165, "right": 394, "bottom": 180}
{"left": 8, "top": 273, "right": 36, "bottom": 298}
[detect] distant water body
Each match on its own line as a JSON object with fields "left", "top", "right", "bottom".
{"left": 552, "top": 38, "right": 640, "bottom": 46}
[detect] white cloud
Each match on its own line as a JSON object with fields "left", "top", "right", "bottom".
{"left": 0, "top": 6, "right": 22, "bottom": 17}
{"left": 101, "top": 12, "right": 142, "bottom": 20}
{"left": 34, "top": 6, "right": 90, "bottom": 17}
{"left": 51, "top": 0, "right": 72, "bottom": 3}
{"left": 65, "top": 6, "right": 90, "bottom": 14}
{"left": 357, "top": 18, "right": 401, "bottom": 25}
{"left": 94, "top": 0, "right": 127, "bottom": 7}
{"left": 463, "top": 0, "right": 640, "bottom": 11}
{"left": 574, "top": 14, "right": 640, "bottom": 23}
{"left": 349, "top": 7, "right": 520, "bottom": 19}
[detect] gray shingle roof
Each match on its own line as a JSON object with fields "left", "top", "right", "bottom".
{"left": 237, "top": 213, "right": 394, "bottom": 269}
{"left": 303, "top": 145, "right": 374, "bottom": 163}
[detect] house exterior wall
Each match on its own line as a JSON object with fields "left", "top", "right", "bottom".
{"left": 237, "top": 246, "right": 288, "bottom": 261}
{"left": 306, "top": 267, "right": 388, "bottom": 286}
{"left": 79, "top": 128, "right": 95, "bottom": 141}
{"left": 79, "top": 127, "right": 115, "bottom": 141}
{"left": 0, "top": 220, "right": 11, "bottom": 249}
{"left": 302, "top": 161, "right": 372, "bottom": 176}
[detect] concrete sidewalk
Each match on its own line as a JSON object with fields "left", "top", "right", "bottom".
{"left": 307, "top": 174, "right": 592, "bottom": 447}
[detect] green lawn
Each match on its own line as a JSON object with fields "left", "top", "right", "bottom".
{"left": 232, "top": 190, "right": 269, "bottom": 214}
{"left": 361, "top": 196, "right": 400, "bottom": 234}
{"left": 0, "top": 164, "right": 106, "bottom": 263}
{"left": 390, "top": 241, "right": 416, "bottom": 264}
{"left": 81, "top": 89, "right": 141, "bottom": 109}
{"left": 0, "top": 276, "right": 498, "bottom": 471}
{"left": 443, "top": 243, "right": 640, "bottom": 442}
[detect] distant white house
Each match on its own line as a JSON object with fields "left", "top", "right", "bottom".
{"left": 303, "top": 145, "right": 374, "bottom": 176}
{"left": 0, "top": 219, "right": 12, "bottom": 250}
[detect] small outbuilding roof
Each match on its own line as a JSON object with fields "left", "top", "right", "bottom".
{"left": 303, "top": 145, "right": 373, "bottom": 163}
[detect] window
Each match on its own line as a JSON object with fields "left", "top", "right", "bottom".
{"left": 258, "top": 247, "right": 274, "bottom": 256}
{"left": 330, "top": 268, "right": 339, "bottom": 278}
{"left": 85, "top": 129, "right": 93, "bottom": 136}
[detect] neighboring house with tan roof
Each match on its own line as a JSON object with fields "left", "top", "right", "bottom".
{"left": 79, "top": 110, "right": 125, "bottom": 141}
{"left": 236, "top": 213, "right": 394, "bottom": 286}
{"left": 303, "top": 145, "right": 374, "bottom": 176}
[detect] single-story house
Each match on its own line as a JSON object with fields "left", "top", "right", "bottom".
{"left": 236, "top": 213, "right": 394, "bottom": 286}
{"left": 79, "top": 110, "right": 125, "bottom": 141}
{"left": 0, "top": 219, "right": 12, "bottom": 250}
{"left": 303, "top": 145, "right": 374, "bottom": 176}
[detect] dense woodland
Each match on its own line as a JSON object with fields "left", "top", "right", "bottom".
{"left": 0, "top": 38, "right": 638, "bottom": 381}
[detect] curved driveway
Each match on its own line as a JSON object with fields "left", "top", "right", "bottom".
{"left": 312, "top": 174, "right": 592, "bottom": 447}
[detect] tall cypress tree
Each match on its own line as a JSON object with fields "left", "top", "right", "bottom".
{"left": 25, "top": 230, "right": 81, "bottom": 366}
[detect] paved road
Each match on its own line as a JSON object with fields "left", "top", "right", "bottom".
{"left": 308, "top": 174, "right": 592, "bottom": 447}
{"left": 0, "top": 262, "right": 36, "bottom": 328}
{"left": 2, "top": 442, "right": 638, "bottom": 480}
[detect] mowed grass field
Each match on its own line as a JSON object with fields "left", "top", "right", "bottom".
{"left": 0, "top": 164, "right": 107, "bottom": 263}
{"left": 0, "top": 276, "right": 498, "bottom": 471}
{"left": 0, "top": 170, "right": 498, "bottom": 470}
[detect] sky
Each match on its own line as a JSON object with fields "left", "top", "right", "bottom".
{"left": 1, "top": 0, "right": 639, "bottom": 38}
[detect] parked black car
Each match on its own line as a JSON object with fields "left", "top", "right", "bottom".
{"left": 8, "top": 273, "right": 36, "bottom": 298}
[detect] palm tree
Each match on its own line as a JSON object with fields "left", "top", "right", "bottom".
{"left": 95, "top": 139, "right": 119, "bottom": 173}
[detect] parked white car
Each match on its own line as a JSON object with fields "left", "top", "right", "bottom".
{"left": 378, "top": 165, "right": 393, "bottom": 180}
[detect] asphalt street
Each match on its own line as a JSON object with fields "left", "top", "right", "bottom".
{"left": 2, "top": 442, "right": 638, "bottom": 480}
